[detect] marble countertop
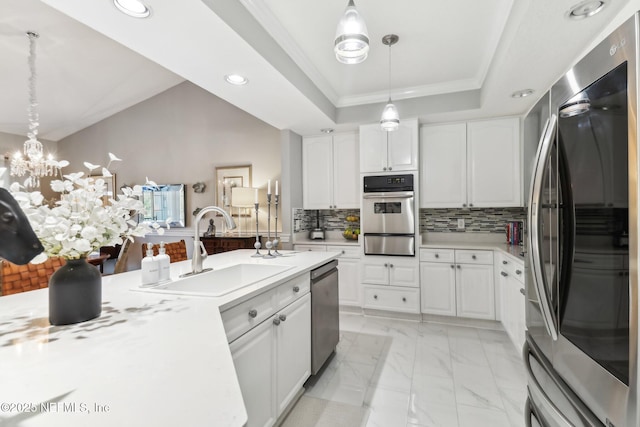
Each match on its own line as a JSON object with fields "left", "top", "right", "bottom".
{"left": 0, "top": 249, "right": 339, "bottom": 427}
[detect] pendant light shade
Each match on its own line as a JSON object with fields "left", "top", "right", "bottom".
{"left": 380, "top": 34, "right": 399, "bottom": 131}
{"left": 334, "top": 0, "right": 369, "bottom": 65}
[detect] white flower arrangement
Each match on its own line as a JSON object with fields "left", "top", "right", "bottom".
{"left": 10, "top": 153, "right": 166, "bottom": 262}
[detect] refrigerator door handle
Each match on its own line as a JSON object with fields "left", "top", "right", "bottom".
{"left": 527, "top": 113, "right": 559, "bottom": 340}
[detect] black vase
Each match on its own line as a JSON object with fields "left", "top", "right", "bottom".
{"left": 49, "top": 258, "right": 102, "bottom": 326}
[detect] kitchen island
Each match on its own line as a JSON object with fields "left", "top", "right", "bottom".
{"left": 0, "top": 249, "right": 339, "bottom": 427}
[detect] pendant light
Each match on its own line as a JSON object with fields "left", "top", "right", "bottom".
{"left": 380, "top": 34, "right": 399, "bottom": 131}
{"left": 334, "top": 0, "right": 369, "bottom": 64}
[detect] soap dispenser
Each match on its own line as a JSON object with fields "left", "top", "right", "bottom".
{"left": 156, "top": 241, "right": 171, "bottom": 283}
{"left": 141, "top": 242, "right": 159, "bottom": 287}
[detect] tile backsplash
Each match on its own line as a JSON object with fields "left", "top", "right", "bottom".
{"left": 293, "top": 207, "right": 527, "bottom": 235}
{"left": 420, "top": 207, "right": 527, "bottom": 234}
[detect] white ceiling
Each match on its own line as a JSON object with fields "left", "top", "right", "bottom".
{"left": 1, "top": 0, "right": 639, "bottom": 142}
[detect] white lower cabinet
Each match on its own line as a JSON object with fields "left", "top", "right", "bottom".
{"left": 420, "top": 248, "right": 495, "bottom": 320}
{"left": 225, "top": 276, "right": 311, "bottom": 427}
{"left": 361, "top": 256, "right": 420, "bottom": 313}
{"left": 495, "top": 254, "right": 526, "bottom": 351}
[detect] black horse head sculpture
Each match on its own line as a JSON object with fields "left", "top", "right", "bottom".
{"left": 0, "top": 188, "right": 43, "bottom": 265}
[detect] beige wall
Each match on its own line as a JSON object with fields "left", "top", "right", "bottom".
{"left": 57, "top": 81, "right": 284, "bottom": 270}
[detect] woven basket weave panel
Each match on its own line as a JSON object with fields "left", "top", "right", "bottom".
{"left": 140, "top": 240, "right": 187, "bottom": 263}
{"left": 1, "top": 257, "right": 64, "bottom": 295}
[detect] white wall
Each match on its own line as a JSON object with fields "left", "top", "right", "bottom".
{"left": 57, "top": 81, "right": 283, "bottom": 270}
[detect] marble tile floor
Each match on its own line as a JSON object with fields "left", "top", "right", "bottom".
{"left": 303, "top": 312, "right": 527, "bottom": 427}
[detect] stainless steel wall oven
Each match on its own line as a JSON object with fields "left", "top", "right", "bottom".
{"left": 362, "top": 174, "right": 415, "bottom": 256}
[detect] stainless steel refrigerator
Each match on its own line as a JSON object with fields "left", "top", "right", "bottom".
{"left": 524, "top": 13, "right": 639, "bottom": 427}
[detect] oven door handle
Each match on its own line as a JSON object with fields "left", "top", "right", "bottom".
{"left": 363, "top": 191, "right": 414, "bottom": 199}
{"left": 527, "top": 113, "right": 558, "bottom": 341}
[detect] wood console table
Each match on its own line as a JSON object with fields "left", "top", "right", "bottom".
{"left": 201, "top": 236, "right": 261, "bottom": 255}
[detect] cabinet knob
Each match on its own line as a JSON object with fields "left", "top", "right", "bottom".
{"left": 388, "top": 167, "right": 393, "bottom": 171}
{"left": 450, "top": 265, "right": 455, "bottom": 269}
{"left": 520, "top": 288, "right": 526, "bottom": 295}
{"left": 389, "top": 264, "right": 394, "bottom": 268}
{"left": 374, "top": 295, "right": 378, "bottom": 299}
{"left": 462, "top": 204, "right": 467, "bottom": 208}
{"left": 515, "top": 270, "right": 522, "bottom": 275}
{"left": 457, "top": 265, "right": 461, "bottom": 269}
{"left": 384, "top": 263, "right": 388, "bottom": 267}
{"left": 435, "top": 253, "right": 439, "bottom": 258}
{"left": 472, "top": 255, "right": 477, "bottom": 260}
{"left": 279, "top": 314, "right": 287, "bottom": 322}
{"left": 248, "top": 309, "right": 258, "bottom": 318}
{"left": 501, "top": 271, "right": 508, "bottom": 277}
{"left": 383, "top": 167, "right": 387, "bottom": 171}
{"left": 402, "top": 297, "right": 406, "bottom": 302}
{"left": 341, "top": 250, "right": 345, "bottom": 254}
{"left": 293, "top": 286, "right": 300, "bottom": 293}
{"left": 469, "top": 203, "right": 474, "bottom": 207}
{"left": 502, "top": 260, "right": 508, "bottom": 265}
{"left": 273, "top": 317, "right": 281, "bottom": 326}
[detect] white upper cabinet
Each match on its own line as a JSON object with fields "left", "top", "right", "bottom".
{"left": 359, "top": 118, "right": 419, "bottom": 173}
{"left": 420, "top": 123, "right": 467, "bottom": 208}
{"left": 467, "top": 118, "right": 521, "bottom": 207}
{"left": 420, "top": 117, "right": 521, "bottom": 208}
{"left": 302, "top": 132, "right": 359, "bottom": 209}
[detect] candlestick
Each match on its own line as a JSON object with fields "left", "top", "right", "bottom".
{"left": 273, "top": 194, "right": 281, "bottom": 256}
{"left": 251, "top": 202, "right": 262, "bottom": 257}
{"left": 254, "top": 188, "right": 258, "bottom": 204}
{"left": 267, "top": 179, "right": 271, "bottom": 195}
{"left": 264, "top": 193, "right": 275, "bottom": 258}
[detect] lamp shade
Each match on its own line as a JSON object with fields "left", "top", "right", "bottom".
{"left": 231, "top": 187, "right": 256, "bottom": 208}
{"left": 334, "top": 0, "right": 369, "bottom": 64}
{"left": 380, "top": 101, "right": 400, "bottom": 131}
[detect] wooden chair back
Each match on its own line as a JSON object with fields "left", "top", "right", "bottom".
{"left": 140, "top": 240, "right": 188, "bottom": 263}
{"left": 0, "top": 257, "right": 65, "bottom": 296}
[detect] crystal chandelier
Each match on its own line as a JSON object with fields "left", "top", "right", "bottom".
{"left": 11, "top": 31, "right": 59, "bottom": 190}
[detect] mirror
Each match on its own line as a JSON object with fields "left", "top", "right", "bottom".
{"left": 141, "top": 184, "right": 186, "bottom": 227}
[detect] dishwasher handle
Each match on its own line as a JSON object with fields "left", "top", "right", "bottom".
{"left": 310, "top": 259, "right": 339, "bottom": 281}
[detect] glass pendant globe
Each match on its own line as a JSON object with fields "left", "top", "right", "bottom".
{"left": 334, "top": 0, "right": 369, "bottom": 64}
{"left": 380, "top": 101, "right": 400, "bottom": 131}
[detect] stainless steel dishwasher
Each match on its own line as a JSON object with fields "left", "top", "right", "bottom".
{"left": 310, "top": 259, "right": 339, "bottom": 375}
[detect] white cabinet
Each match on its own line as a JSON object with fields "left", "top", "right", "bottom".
{"left": 303, "top": 132, "right": 359, "bottom": 209}
{"left": 327, "top": 245, "right": 361, "bottom": 308}
{"left": 361, "top": 256, "right": 420, "bottom": 313}
{"left": 420, "top": 248, "right": 495, "bottom": 320}
{"left": 420, "top": 117, "right": 521, "bottom": 208}
{"left": 225, "top": 275, "right": 311, "bottom": 427}
{"left": 359, "top": 118, "right": 419, "bottom": 173}
{"left": 495, "top": 254, "right": 526, "bottom": 351}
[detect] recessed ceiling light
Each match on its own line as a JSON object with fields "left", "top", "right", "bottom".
{"left": 113, "top": 0, "right": 151, "bottom": 18}
{"left": 567, "top": 0, "right": 607, "bottom": 20}
{"left": 321, "top": 128, "right": 334, "bottom": 134}
{"left": 225, "top": 74, "right": 249, "bottom": 85}
{"left": 511, "top": 89, "right": 535, "bottom": 98}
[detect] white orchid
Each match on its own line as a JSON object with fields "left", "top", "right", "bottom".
{"left": 10, "top": 153, "right": 163, "bottom": 260}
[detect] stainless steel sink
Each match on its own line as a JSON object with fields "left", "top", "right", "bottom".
{"left": 136, "top": 263, "right": 294, "bottom": 297}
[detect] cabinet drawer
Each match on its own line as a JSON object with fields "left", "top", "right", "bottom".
{"left": 420, "top": 248, "right": 454, "bottom": 263}
{"left": 326, "top": 245, "right": 360, "bottom": 259}
{"left": 498, "top": 256, "right": 524, "bottom": 284}
{"left": 455, "top": 250, "right": 493, "bottom": 265}
{"left": 294, "top": 244, "right": 327, "bottom": 252}
{"left": 276, "top": 273, "right": 310, "bottom": 309}
{"left": 363, "top": 285, "right": 420, "bottom": 313}
{"left": 222, "top": 287, "right": 278, "bottom": 343}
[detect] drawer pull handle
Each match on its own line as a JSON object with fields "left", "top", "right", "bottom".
{"left": 279, "top": 314, "right": 287, "bottom": 322}
{"left": 402, "top": 297, "right": 406, "bottom": 302}
{"left": 435, "top": 253, "right": 439, "bottom": 258}
{"left": 273, "top": 317, "right": 281, "bottom": 326}
{"left": 501, "top": 271, "right": 508, "bottom": 277}
{"left": 516, "top": 270, "right": 522, "bottom": 275}
{"left": 293, "top": 286, "right": 300, "bottom": 293}
{"left": 502, "top": 260, "right": 508, "bottom": 265}
{"left": 520, "top": 288, "right": 525, "bottom": 295}
{"left": 472, "top": 255, "right": 477, "bottom": 260}
{"left": 374, "top": 295, "right": 378, "bottom": 300}
{"left": 248, "top": 309, "right": 258, "bottom": 318}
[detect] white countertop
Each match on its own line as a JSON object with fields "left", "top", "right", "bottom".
{"left": 420, "top": 233, "right": 525, "bottom": 263}
{"left": 0, "top": 249, "right": 339, "bottom": 427}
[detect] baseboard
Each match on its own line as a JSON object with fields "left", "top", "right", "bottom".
{"left": 362, "top": 308, "right": 422, "bottom": 322}
{"left": 421, "top": 313, "right": 503, "bottom": 330}
{"left": 274, "top": 387, "right": 305, "bottom": 427}
{"left": 339, "top": 305, "right": 363, "bottom": 314}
